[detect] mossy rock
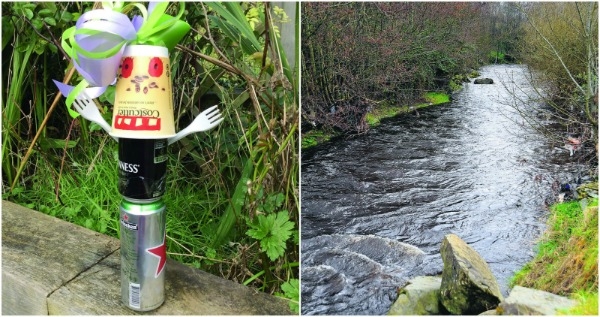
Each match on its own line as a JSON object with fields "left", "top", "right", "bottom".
{"left": 577, "top": 182, "right": 598, "bottom": 200}
{"left": 388, "top": 276, "right": 443, "bottom": 315}
{"left": 439, "top": 234, "right": 503, "bottom": 314}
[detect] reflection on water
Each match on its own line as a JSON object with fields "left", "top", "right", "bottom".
{"left": 301, "top": 65, "right": 587, "bottom": 315}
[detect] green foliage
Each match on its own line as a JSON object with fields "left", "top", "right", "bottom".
{"left": 489, "top": 50, "right": 506, "bottom": 63}
{"left": 246, "top": 210, "right": 295, "bottom": 261}
{"left": 277, "top": 278, "right": 300, "bottom": 313}
{"left": 364, "top": 92, "right": 449, "bottom": 129}
{"left": 561, "top": 291, "right": 598, "bottom": 315}
{"left": 511, "top": 197, "right": 598, "bottom": 296}
{"left": 519, "top": 2, "right": 598, "bottom": 136}
{"left": 2, "top": 137, "right": 121, "bottom": 236}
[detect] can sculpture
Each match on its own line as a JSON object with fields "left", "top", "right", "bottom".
{"left": 52, "top": 2, "right": 222, "bottom": 311}
{"left": 115, "top": 45, "right": 171, "bottom": 311}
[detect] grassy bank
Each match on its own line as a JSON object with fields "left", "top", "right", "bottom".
{"left": 365, "top": 92, "right": 450, "bottom": 127}
{"left": 511, "top": 192, "right": 598, "bottom": 315}
{"left": 301, "top": 91, "right": 450, "bottom": 149}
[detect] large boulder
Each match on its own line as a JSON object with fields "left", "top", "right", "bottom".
{"left": 388, "top": 276, "right": 443, "bottom": 315}
{"left": 498, "top": 286, "right": 576, "bottom": 315}
{"left": 439, "top": 234, "right": 503, "bottom": 314}
{"left": 474, "top": 78, "right": 494, "bottom": 84}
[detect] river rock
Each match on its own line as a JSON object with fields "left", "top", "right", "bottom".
{"left": 474, "top": 78, "right": 494, "bottom": 84}
{"left": 439, "top": 234, "right": 503, "bottom": 314}
{"left": 577, "top": 182, "right": 598, "bottom": 199}
{"left": 498, "top": 286, "right": 576, "bottom": 315}
{"left": 387, "top": 276, "right": 443, "bottom": 315}
{"left": 479, "top": 309, "right": 499, "bottom": 315}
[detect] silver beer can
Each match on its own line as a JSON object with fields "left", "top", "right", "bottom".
{"left": 120, "top": 198, "right": 166, "bottom": 311}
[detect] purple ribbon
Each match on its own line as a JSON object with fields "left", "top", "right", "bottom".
{"left": 53, "top": 2, "right": 189, "bottom": 117}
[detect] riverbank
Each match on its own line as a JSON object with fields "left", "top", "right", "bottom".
{"left": 511, "top": 187, "right": 598, "bottom": 315}
{"left": 301, "top": 91, "right": 450, "bottom": 149}
{"left": 301, "top": 70, "right": 482, "bottom": 150}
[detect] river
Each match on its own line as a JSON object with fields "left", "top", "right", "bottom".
{"left": 300, "top": 65, "right": 588, "bottom": 315}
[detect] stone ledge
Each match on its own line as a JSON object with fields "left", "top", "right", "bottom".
{"left": 2, "top": 200, "right": 292, "bottom": 315}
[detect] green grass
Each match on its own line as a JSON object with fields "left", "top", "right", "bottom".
{"left": 365, "top": 103, "right": 406, "bottom": 127}
{"left": 511, "top": 196, "right": 598, "bottom": 314}
{"left": 302, "top": 129, "right": 334, "bottom": 149}
{"left": 4, "top": 136, "right": 121, "bottom": 235}
{"left": 424, "top": 92, "right": 450, "bottom": 105}
{"left": 562, "top": 291, "right": 598, "bottom": 315}
{"left": 367, "top": 92, "right": 450, "bottom": 127}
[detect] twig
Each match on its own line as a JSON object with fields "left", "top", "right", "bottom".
{"left": 55, "top": 118, "right": 77, "bottom": 202}
{"left": 87, "top": 135, "right": 108, "bottom": 175}
{"left": 10, "top": 67, "right": 76, "bottom": 192}
{"left": 199, "top": 2, "right": 231, "bottom": 65}
{"left": 176, "top": 44, "right": 261, "bottom": 88}
{"left": 166, "top": 234, "right": 232, "bottom": 264}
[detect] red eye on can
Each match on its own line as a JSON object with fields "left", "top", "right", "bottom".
{"left": 121, "top": 57, "right": 134, "bottom": 78}
{"left": 148, "top": 57, "right": 163, "bottom": 77}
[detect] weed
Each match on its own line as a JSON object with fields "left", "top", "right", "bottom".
{"left": 511, "top": 197, "right": 598, "bottom": 312}
{"left": 561, "top": 291, "right": 598, "bottom": 315}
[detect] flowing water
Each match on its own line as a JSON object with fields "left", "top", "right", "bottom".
{"left": 300, "top": 65, "right": 588, "bottom": 315}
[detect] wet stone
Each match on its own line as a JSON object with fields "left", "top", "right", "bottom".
{"left": 439, "top": 234, "right": 503, "bottom": 314}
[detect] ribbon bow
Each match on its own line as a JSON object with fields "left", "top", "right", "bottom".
{"left": 53, "top": 1, "right": 190, "bottom": 118}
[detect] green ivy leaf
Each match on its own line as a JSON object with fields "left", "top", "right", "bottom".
{"left": 98, "top": 85, "right": 116, "bottom": 106}
{"left": 31, "top": 19, "right": 43, "bottom": 30}
{"left": 59, "top": 11, "right": 73, "bottom": 23}
{"left": 43, "top": 17, "right": 57, "bottom": 26}
{"left": 48, "top": 43, "right": 57, "bottom": 54}
{"left": 40, "top": 2, "right": 57, "bottom": 12}
{"left": 23, "top": 8, "right": 34, "bottom": 20}
{"left": 246, "top": 210, "right": 295, "bottom": 261}
{"left": 38, "top": 8, "right": 54, "bottom": 17}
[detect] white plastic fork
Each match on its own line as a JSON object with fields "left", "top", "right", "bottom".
{"left": 167, "top": 105, "right": 224, "bottom": 145}
{"left": 72, "top": 93, "right": 116, "bottom": 140}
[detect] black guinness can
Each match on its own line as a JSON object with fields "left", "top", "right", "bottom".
{"left": 118, "top": 138, "right": 167, "bottom": 202}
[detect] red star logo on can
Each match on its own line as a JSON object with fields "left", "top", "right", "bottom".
{"left": 123, "top": 214, "right": 129, "bottom": 222}
{"left": 146, "top": 234, "right": 167, "bottom": 278}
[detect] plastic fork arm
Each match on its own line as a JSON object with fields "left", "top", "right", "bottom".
{"left": 167, "top": 124, "right": 196, "bottom": 145}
